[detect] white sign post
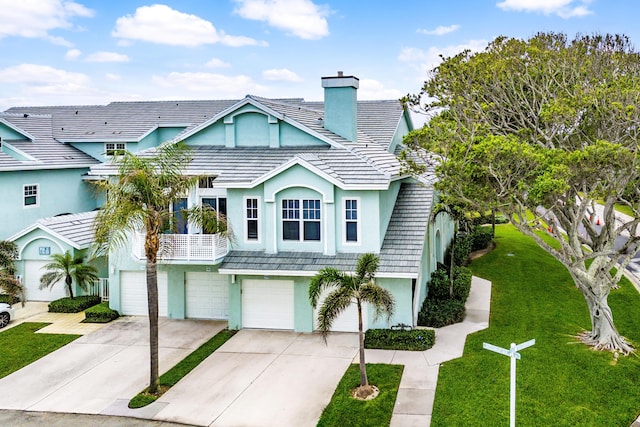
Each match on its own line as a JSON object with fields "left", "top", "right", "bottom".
{"left": 483, "top": 339, "right": 535, "bottom": 427}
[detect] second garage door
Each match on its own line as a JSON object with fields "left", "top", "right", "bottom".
{"left": 120, "top": 271, "right": 168, "bottom": 316}
{"left": 242, "top": 279, "right": 294, "bottom": 330}
{"left": 185, "top": 272, "right": 229, "bottom": 319}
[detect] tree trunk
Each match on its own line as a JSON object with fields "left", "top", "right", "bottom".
{"left": 146, "top": 257, "right": 160, "bottom": 394}
{"left": 357, "top": 299, "right": 368, "bottom": 387}
{"left": 576, "top": 279, "right": 633, "bottom": 354}
{"left": 66, "top": 275, "right": 74, "bottom": 299}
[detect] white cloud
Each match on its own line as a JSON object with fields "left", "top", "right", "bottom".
{"left": 0, "top": 0, "right": 94, "bottom": 45}
{"left": 152, "top": 72, "right": 268, "bottom": 97}
{"left": 65, "top": 48, "right": 82, "bottom": 61}
{"left": 0, "top": 63, "right": 90, "bottom": 85}
{"left": 496, "top": 0, "right": 593, "bottom": 18}
{"left": 112, "top": 4, "right": 266, "bottom": 47}
{"left": 85, "top": 51, "right": 130, "bottom": 62}
{"left": 234, "top": 0, "right": 330, "bottom": 40}
{"left": 262, "top": 68, "right": 303, "bottom": 82}
{"left": 205, "top": 58, "right": 232, "bottom": 68}
{"left": 357, "top": 79, "right": 403, "bottom": 101}
{"left": 399, "top": 40, "right": 488, "bottom": 73}
{"left": 105, "top": 73, "right": 121, "bottom": 81}
{"left": 417, "top": 24, "right": 460, "bottom": 36}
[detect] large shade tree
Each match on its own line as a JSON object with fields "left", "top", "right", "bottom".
{"left": 93, "top": 142, "right": 229, "bottom": 394}
{"left": 0, "top": 241, "right": 24, "bottom": 305}
{"left": 402, "top": 32, "right": 640, "bottom": 354}
{"left": 40, "top": 250, "right": 99, "bottom": 299}
{"left": 309, "top": 253, "right": 394, "bottom": 398}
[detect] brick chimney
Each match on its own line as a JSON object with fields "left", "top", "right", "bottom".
{"left": 321, "top": 71, "right": 359, "bottom": 142}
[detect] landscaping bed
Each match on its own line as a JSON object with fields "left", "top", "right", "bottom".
{"left": 83, "top": 302, "right": 119, "bottom": 323}
{"left": 317, "top": 364, "right": 404, "bottom": 427}
{"left": 364, "top": 328, "right": 435, "bottom": 351}
{"left": 48, "top": 295, "right": 101, "bottom": 313}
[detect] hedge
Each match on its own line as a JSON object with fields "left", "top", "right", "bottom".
{"left": 417, "top": 299, "right": 466, "bottom": 328}
{"left": 84, "top": 302, "right": 119, "bottom": 323}
{"left": 365, "top": 328, "right": 435, "bottom": 351}
{"left": 48, "top": 295, "right": 101, "bottom": 313}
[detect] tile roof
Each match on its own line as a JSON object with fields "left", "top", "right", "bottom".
{"left": 10, "top": 210, "right": 98, "bottom": 249}
{"left": 0, "top": 113, "right": 99, "bottom": 171}
{"left": 220, "top": 182, "right": 434, "bottom": 278}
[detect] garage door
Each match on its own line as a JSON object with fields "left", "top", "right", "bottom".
{"left": 185, "top": 272, "right": 229, "bottom": 319}
{"left": 242, "top": 279, "right": 294, "bottom": 329}
{"left": 23, "top": 260, "right": 68, "bottom": 301}
{"left": 120, "top": 271, "right": 168, "bottom": 316}
{"left": 313, "top": 287, "right": 368, "bottom": 333}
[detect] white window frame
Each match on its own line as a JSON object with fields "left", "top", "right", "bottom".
{"left": 105, "top": 142, "right": 127, "bottom": 156}
{"left": 244, "top": 196, "right": 261, "bottom": 243}
{"left": 343, "top": 197, "right": 361, "bottom": 245}
{"left": 281, "top": 198, "right": 321, "bottom": 242}
{"left": 23, "top": 184, "right": 39, "bottom": 208}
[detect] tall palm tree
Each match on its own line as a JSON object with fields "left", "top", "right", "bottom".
{"left": 0, "top": 240, "right": 24, "bottom": 305}
{"left": 92, "top": 142, "right": 229, "bottom": 395}
{"left": 309, "top": 252, "right": 395, "bottom": 399}
{"left": 39, "top": 250, "right": 99, "bottom": 299}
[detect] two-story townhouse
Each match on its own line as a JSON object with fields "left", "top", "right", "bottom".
{"left": 87, "top": 73, "right": 455, "bottom": 331}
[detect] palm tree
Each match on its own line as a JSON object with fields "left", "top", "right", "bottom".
{"left": 0, "top": 241, "right": 24, "bottom": 305}
{"left": 39, "top": 250, "right": 99, "bottom": 299}
{"left": 309, "top": 252, "right": 395, "bottom": 399}
{"left": 92, "top": 142, "right": 229, "bottom": 395}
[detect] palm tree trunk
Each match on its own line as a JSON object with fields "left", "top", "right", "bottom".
{"left": 146, "top": 257, "right": 160, "bottom": 394}
{"left": 357, "top": 299, "right": 368, "bottom": 387}
{"left": 66, "top": 276, "right": 74, "bottom": 299}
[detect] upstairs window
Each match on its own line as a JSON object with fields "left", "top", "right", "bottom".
{"left": 282, "top": 199, "right": 321, "bottom": 241}
{"left": 24, "top": 184, "right": 38, "bottom": 207}
{"left": 246, "top": 198, "right": 259, "bottom": 241}
{"left": 199, "top": 176, "right": 216, "bottom": 189}
{"left": 345, "top": 199, "right": 359, "bottom": 242}
{"left": 201, "top": 197, "right": 227, "bottom": 234}
{"left": 105, "top": 142, "right": 126, "bottom": 156}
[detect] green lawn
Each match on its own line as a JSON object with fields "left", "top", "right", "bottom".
{"left": 432, "top": 225, "right": 640, "bottom": 426}
{"left": 0, "top": 322, "right": 80, "bottom": 378}
{"left": 317, "top": 364, "right": 404, "bottom": 427}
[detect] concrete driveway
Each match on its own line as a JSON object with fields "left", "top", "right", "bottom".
{"left": 151, "top": 330, "right": 360, "bottom": 427}
{"left": 0, "top": 316, "right": 226, "bottom": 415}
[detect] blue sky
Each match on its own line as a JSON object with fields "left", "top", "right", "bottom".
{"left": 0, "top": 0, "right": 638, "bottom": 110}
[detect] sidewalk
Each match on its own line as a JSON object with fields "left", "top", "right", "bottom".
{"left": 7, "top": 301, "right": 109, "bottom": 335}
{"left": 361, "top": 276, "right": 492, "bottom": 426}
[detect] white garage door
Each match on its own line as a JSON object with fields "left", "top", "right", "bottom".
{"left": 242, "top": 279, "right": 294, "bottom": 330}
{"left": 185, "top": 272, "right": 229, "bottom": 319}
{"left": 313, "top": 287, "right": 368, "bottom": 333}
{"left": 120, "top": 271, "right": 168, "bottom": 316}
{"left": 23, "top": 260, "right": 68, "bottom": 302}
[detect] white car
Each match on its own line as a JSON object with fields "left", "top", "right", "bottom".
{"left": 0, "top": 303, "right": 14, "bottom": 328}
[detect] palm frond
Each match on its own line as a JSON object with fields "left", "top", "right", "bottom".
{"left": 360, "top": 282, "right": 395, "bottom": 322}
{"left": 0, "top": 272, "right": 25, "bottom": 305}
{"left": 356, "top": 252, "right": 379, "bottom": 282}
{"left": 308, "top": 267, "right": 350, "bottom": 308}
{"left": 317, "top": 287, "right": 353, "bottom": 340}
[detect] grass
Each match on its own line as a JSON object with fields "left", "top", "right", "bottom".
{"left": 431, "top": 224, "right": 640, "bottom": 426}
{"left": 0, "top": 322, "right": 80, "bottom": 378}
{"left": 129, "top": 328, "right": 237, "bottom": 408}
{"left": 317, "top": 364, "right": 404, "bottom": 427}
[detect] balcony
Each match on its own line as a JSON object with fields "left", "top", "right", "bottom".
{"left": 132, "top": 232, "right": 229, "bottom": 262}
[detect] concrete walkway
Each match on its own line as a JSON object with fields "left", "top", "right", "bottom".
{"left": 7, "top": 300, "right": 111, "bottom": 335}
{"left": 363, "top": 276, "right": 492, "bottom": 427}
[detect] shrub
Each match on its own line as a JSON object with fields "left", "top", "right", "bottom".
{"left": 365, "top": 328, "right": 435, "bottom": 351}
{"left": 84, "top": 302, "right": 119, "bottom": 323}
{"left": 427, "top": 268, "right": 452, "bottom": 301}
{"left": 48, "top": 295, "right": 101, "bottom": 313}
{"left": 418, "top": 299, "right": 466, "bottom": 328}
{"left": 0, "top": 294, "right": 19, "bottom": 305}
{"left": 471, "top": 226, "right": 494, "bottom": 252}
{"left": 453, "top": 234, "right": 473, "bottom": 266}
{"left": 452, "top": 266, "right": 472, "bottom": 302}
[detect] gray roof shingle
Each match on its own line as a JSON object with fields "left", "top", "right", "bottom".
{"left": 11, "top": 210, "right": 98, "bottom": 249}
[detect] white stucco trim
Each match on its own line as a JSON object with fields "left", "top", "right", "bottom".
{"left": 9, "top": 223, "right": 85, "bottom": 252}
{"left": 16, "top": 236, "right": 67, "bottom": 260}
{"left": 218, "top": 267, "right": 418, "bottom": 279}
{"left": 252, "top": 157, "right": 344, "bottom": 191}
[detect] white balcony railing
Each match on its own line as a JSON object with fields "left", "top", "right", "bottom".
{"left": 132, "top": 232, "right": 229, "bottom": 262}
{"left": 90, "top": 278, "right": 109, "bottom": 302}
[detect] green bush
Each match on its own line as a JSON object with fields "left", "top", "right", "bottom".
{"left": 427, "top": 268, "right": 451, "bottom": 300}
{"left": 84, "top": 302, "right": 119, "bottom": 323}
{"left": 48, "top": 295, "right": 101, "bottom": 313}
{"left": 452, "top": 266, "right": 472, "bottom": 302}
{"left": 365, "top": 328, "right": 435, "bottom": 351}
{"left": 0, "top": 294, "right": 19, "bottom": 305}
{"left": 418, "top": 299, "right": 466, "bottom": 328}
{"left": 453, "top": 234, "right": 473, "bottom": 266}
{"left": 471, "top": 226, "right": 494, "bottom": 252}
